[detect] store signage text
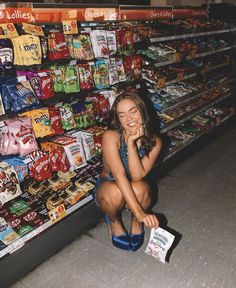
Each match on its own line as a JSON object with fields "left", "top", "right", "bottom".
{"left": 0, "top": 8, "right": 32, "bottom": 23}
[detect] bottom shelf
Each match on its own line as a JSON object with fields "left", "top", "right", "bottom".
{"left": 163, "top": 112, "right": 235, "bottom": 162}
{"left": 0, "top": 200, "right": 103, "bottom": 288}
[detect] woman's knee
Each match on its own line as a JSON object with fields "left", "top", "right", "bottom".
{"left": 131, "top": 180, "right": 151, "bottom": 204}
{"left": 97, "top": 182, "right": 124, "bottom": 208}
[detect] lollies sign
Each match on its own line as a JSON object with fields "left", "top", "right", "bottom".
{"left": 0, "top": 8, "right": 33, "bottom": 23}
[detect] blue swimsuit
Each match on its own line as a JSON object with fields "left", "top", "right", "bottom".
{"left": 93, "top": 142, "right": 146, "bottom": 203}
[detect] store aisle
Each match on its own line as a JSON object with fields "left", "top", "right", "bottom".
{"left": 12, "top": 122, "right": 236, "bottom": 288}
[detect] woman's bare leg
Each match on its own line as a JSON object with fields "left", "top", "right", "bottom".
{"left": 96, "top": 181, "right": 126, "bottom": 236}
{"left": 129, "top": 180, "right": 151, "bottom": 234}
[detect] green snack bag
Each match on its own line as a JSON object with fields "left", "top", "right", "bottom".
{"left": 64, "top": 65, "right": 80, "bottom": 93}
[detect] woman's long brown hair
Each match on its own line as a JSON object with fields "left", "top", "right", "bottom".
{"left": 108, "top": 92, "right": 156, "bottom": 155}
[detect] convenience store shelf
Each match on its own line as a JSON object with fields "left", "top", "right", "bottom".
{"left": 163, "top": 111, "right": 236, "bottom": 162}
{"left": 161, "top": 92, "right": 232, "bottom": 133}
{"left": 150, "top": 29, "right": 230, "bottom": 43}
{"left": 0, "top": 194, "right": 93, "bottom": 259}
{"left": 154, "top": 46, "right": 231, "bottom": 68}
{"left": 0, "top": 199, "right": 103, "bottom": 288}
{"left": 162, "top": 78, "right": 234, "bottom": 113}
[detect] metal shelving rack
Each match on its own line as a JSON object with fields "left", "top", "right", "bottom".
{"left": 0, "top": 3, "right": 236, "bottom": 287}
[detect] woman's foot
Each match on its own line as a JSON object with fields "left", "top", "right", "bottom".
{"left": 105, "top": 216, "right": 131, "bottom": 251}
{"left": 130, "top": 216, "right": 143, "bottom": 235}
{"left": 130, "top": 215, "right": 145, "bottom": 251}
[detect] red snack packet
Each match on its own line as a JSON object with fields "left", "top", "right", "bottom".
{"left": 48, "top": 106, "right": 63, "bottom": 135}
{"left": 123, "top": 55, "right": 142, "bottom": 81}
{"left": 34, "top": 154, "right": 52, "bottom": 181}
{"left": 48, "top": 32, "right": 69, "bottom": 60}
{"left": 58, "top": 147, "right": 70, "bottom": 173}
{"left": 49, "top": 148, "right": 60, "bottom": 172}
{"left": 37, "top": 70, "right": 54, "bottom": 99}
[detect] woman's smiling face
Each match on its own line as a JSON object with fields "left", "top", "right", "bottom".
{"left": 116, "top": 99, "right": 142, "bottom": 133}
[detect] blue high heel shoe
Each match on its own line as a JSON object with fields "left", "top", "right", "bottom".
{"left": 130, "top": 223, "right": 145, "bottom": 252}
{"left": 105, "top": 215, "right": 131, "bottom": 251}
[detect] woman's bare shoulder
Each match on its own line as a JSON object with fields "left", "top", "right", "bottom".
{"left": 102, "top": 129, "right": 120, "bottom": 143}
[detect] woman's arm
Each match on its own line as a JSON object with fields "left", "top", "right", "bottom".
{"left": 127, "top": 126, "right": 162, "bottom": 181}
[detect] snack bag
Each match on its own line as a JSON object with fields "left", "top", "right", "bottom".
{"left": 48, "top": 106, "right": 63, "bottom": 135}
{"left": 2, "top": 78, "right": 41, "bottom": 113}
{"left": 48, "top": 32, "right": 69, "bottom": 60}
{"left": 106, "top": 30, "right": 117, "bottom": 55}
{"left": 0, "top": 39, "right": 13, "bottom": 71}
{"left": 64, "top": 65, "right": 80, "bottom": 93}
{"left": 73, "top": 34, "right": 94, "bottom": 60}
{"left": 109, "top": 58, "right": 119, "bottom": 85}
{"left": 145, "top": 227, "right": 175, "bottom": 264}
{"left": 123, "top": 55, "right": 142, "bottom": 81}
{"left": 93, "top": 59, "right": 110, "bottom": 89}
{"left": 0, "top": 218, "right": 20, "bottom": 245}
{"left": 57, "top": 103, "right": 77, "bottom": 131}
{"left": 37, "top": 70, "right": 54, "bottom": 99}
{"left": 12, "top": 35, "right": 42, "bottom": 66}
{"left": 90, "top": 30, "right": 109, "bottom": 58}
{"left": 116, "top": 58, "right": 127, "bottom": 82}
{"left": 6, "top": 117, "right": 38, "bottom": 156}
{"left": 2, "top": 156, "right": 29, "bottom": 183}
{"left": 78, "top": 63, "right": 94, "bottom": 90}
{"left": 20, "top": 108, "right": 55, "bottom": 138}
{"left": 0, "top": 162, "right": 22, "bottom": 207}
{"left": 123, "top": 29, "right": 135, "bottom": 55}
{"left": 65, "top": 35, "right": 74, "bottom": 58}
{"left": 50, "top": 65, "right": 65, "bottom": 93}
{"left": 16, "top": 70, "right": 42, "bottom": 98}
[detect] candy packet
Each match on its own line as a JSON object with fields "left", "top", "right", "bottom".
{"left": 106, "top": 30, "right": 117, "bottom": 55}
{"left": 90, "top": 30, "right": 109, "bottom": 59}
{"left": 93, "top": 59, "right": 110, "bottom": 89}
{"left": 145, "top": 227, "right": 175, "bottom": 264}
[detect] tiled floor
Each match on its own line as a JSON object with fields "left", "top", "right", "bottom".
{"left": 11, "top": 122, "right": 236, "bottom": 288}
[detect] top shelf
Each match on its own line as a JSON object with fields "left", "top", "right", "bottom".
{"left": 150, "top": 29, "right": 230, "bottom": 43}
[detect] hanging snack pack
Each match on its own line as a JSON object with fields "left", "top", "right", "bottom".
{"left": 0, "top": 162, "right": 22, "bottom": 207}
{"left": 73, "top": 34, "right": 94, "bottom": 61}
{"left": 65, "top": 35, "right": 74, "bottom": 58}
{"left": 0, "top": 39, "right": 13, "bottom": 71}
{"left": 1, "top": 78, "right": 41, "bottom": 113}
{"left": 50, "top": 65, "right": 65, "bottom": 93}
{"left": 93, "top": 59, "right": 110, "bottom": 89}
{"left": 117, "top": 29, "right": 134, "bottom": 55}
{"left": 16, "top": 70, "right": 42, "bottom": 98}
{"left": 1, "top": 156, "right": 29, "bottom": 183}
{"left": 37, "top": 70, "right": 54, "bottom": 99}
{"left": 12, "top": 35, "right": 42, "bottom": 66}
{"left": 56, "top": 103, "right": 77, "bottom": 131}
{"left": 48, "top": 32, "right": 69, "bottom": 60}
{"left": 109, "top": 58, "right": 119, "bottom": 85}
{"left": 78, "top": 63, "right": 94, "bottom": 90}
{"left": 106, "top": 30, "right": 117, "bottom": 55}
{"left": 48, "top": 106, "right": 63, "bottom": 135}
{"left": 116, "top": 58, "right": 127, "bottom": 82}
{"left": 20, "top": 108, "right": 55, "bottom": 138}
{"left": 124, "top": 55, "right": 142, "bottom": 81}
{"left": 90, "top": 30, "right": 109, "bottom": 59}
{"left": 6, "top": 117, "right": 38, "bottom": 156}
{"left": 64, "top": 65, "right": 80, "bottom": 93}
